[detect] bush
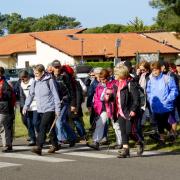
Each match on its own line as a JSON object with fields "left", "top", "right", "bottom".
{"left": 85, "top": 61, "right": 113, "bottom": 68}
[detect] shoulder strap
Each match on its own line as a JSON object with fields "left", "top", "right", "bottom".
{"left": 34, "top": 79, "right": 50, "bottom": 90}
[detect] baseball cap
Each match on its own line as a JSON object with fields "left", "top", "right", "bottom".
{"left": 51, "top": 60, "right": 61, "bottom": 67}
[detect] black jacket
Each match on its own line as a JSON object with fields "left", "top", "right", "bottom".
{"left": 71, "top": 80, "right": 84, "bottom": 118}
{"left": 113, "top": 79, "right": 140, "bottom": 121}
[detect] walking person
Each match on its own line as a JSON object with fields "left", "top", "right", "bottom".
{"left": 146, "top": 61, "right": 178, "bottom": 147}
{"left": 174, "top": 58, "right": 180, "bottom": 120}
{"left": 0, "top": 67, "right": 15, "bottom": 152}
{"left": 87, "top": 69, "right": 111, "bottom": 150}
{"left": 51, "top": 60, "right": 77, "bottom": 147}
{"left": 15, "top": 70, "right": 37, "bottom": 146}
{"left": 113, "top": 65, "right": 143, "bottom": 158}
{"left": 23, "top": 64, "right": 61, "bottom": 155}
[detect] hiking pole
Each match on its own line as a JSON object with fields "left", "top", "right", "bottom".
{"left": 47, "top": 115, "right": 59, "bottom": 137}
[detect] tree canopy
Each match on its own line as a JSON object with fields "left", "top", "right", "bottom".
{"left": 149, "top": 0, "right": 180, "bottom": 31}
{"left": 0, "top": 13, "right": 81, "bottom": 35}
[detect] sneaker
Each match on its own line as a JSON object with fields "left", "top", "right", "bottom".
{"left": 31, "top": 146, "right": 42, "bottom": 156}
{"left": 87, "top": 142, "right": 100, "bottom": 150}
{"left": 48, "top": 145, "right": 60, "bottom": 153}
{"left": 117, "top": 148, "right": 130, "bottom": 158}
{"left": 136, "top": 143, "right": 144, "bottom": 156}
{"left": 2, "top": 146, "right": 13, "bottom": 153}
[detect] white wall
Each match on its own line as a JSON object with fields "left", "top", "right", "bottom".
{"left": 36, "top": 40, "right": 75, "bottom": 68}
{"left": 17, "top": 53, "right": 37, "bottom": 68}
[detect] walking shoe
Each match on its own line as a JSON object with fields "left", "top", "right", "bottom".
{"left": 28, "top": 141, "right": 36, "bottom": 146}
{"left": 69, "top": 141, "right": 76, "bottom": 147}
{"left": 48, "top": 145, "right": 60, "bottom": 153}
{"left": 31, "top": 146, "right": 42, "bottom": 156}
{"left": 136, "top": 143, "right": 144, "bottom": 156}
{"left": 117, "top": 148, "right": 130, "bottom": 158}
{"left": 2, "top": 146, "right": 13, "bottom": 153}
{"left": 87, "top": 142, "right": 100, "bottom": 150}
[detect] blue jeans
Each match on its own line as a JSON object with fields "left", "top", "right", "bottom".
{"left": 73, "top": 117, "right": 86, "bottom": 138}
{"left": 26, "top": 111, "right": 38, "bottom": 142}
{"left": 56, "top": 104, "right": 77, "bottom": 142}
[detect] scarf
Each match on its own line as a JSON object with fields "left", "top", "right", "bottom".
{"left": 139, "top": 72, "right": 147, "bottom": 90}
{"left": 117, "top": 80, "right": 127, "bottom": 118}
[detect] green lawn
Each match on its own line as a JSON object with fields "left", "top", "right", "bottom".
{"left": 14, "top": 110, "right": 180, "bottom": 152}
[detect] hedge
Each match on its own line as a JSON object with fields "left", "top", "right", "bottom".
{"left": 85, "top": 61, "right": 114, "bottom": 68}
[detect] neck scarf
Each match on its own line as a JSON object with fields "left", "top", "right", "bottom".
{"left": 117, "top": 80, "right": 127, "bottom": 118}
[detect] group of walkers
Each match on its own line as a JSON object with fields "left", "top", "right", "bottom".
{"left": 0, "top": 58, "right": 179, "bottom": 158}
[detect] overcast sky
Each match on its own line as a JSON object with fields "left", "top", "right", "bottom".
{"left": 0, "top": 0, "right": 158, "bottom": 28}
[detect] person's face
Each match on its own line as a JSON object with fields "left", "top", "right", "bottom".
{"left": 21, "top": 76, "right": 29, "bottom": 83}
{"left": 53, "top": 66, "right": 61, "bottom": 76}
{"left": 47, "top": 66, "right": 53, "bottom": 74}
{"left": 152, "top": 68, "right": 161, "bottom": 77}
{"left": 100, "top": 77, "right": 108, "bottom": 84}
{"left": 139, "top": 65, "right": 147, "bottom": 73}
{"left": 176, "top": 65, "right": 180, "bottom": 73}
{"left": 34, "top": 70, "right": 44, "bottom": 80}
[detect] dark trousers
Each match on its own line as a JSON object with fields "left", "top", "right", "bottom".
{"left": 176, "top": 95, "right": 180, "bottom": 118}
{"left": 153, "top": 112, "right": 171, "bottom": 134}
{"left": 118, "top": 116, "right": 143, "bottom": 145}
{"left": 37, "top": 111, "right": 58, "bottom": 148}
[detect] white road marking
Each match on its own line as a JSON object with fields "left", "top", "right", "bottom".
{"left": 0, "top": 162, "right": 22, "bottom": 169}
{"left": 63, "top": 152, "right": 116, "bottom": 158}
{"left": 0, "top": 153, "right": 75, "bottom": 163}
{"left": 105, "top": 149, "right": 164, "bottom": 156}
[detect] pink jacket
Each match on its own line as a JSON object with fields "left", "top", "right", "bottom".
{"left": 93, "top": 81, "right": 115, "bottom": 118}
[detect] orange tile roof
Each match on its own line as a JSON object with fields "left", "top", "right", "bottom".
{"left": 0, "top": 28, "right": 86, "bottom": 56}
{"left": 31, "top": 33, "right": 180, "bottom": 58}
{"left": 0, "top": 30, "right": 179, "bottom": 57}
{"left": 143, "top": 32, "right": 180, "bottom": 50}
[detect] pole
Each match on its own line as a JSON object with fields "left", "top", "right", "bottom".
{"left": 80, "top": 38, "right": 84, "bottom": 64}
{"left": 114, "top": 38, "right": 121, "bottom": 66}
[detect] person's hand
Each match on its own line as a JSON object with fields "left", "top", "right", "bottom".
{"left": 129, "top": 111, "right": 136, "bottom": 117}
{"left": 22, "top": 109, "right": 27, "bottom": 115}
{"left": 56, "top": 112, "right": 60, "bottom": 117}
{"left": 71, "top": 106, "right": 76, "bottom": 112}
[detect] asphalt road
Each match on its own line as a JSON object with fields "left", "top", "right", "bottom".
{"left": 0, "top": 138, "right": 180, "bottom": 180}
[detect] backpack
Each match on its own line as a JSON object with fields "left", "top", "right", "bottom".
{"left": 128, "top": 81, "right": 146, "bottom": 109}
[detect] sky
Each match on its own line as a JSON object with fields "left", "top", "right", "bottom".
{"left": 0, "top": 0, "right": 158, "bottom": 28}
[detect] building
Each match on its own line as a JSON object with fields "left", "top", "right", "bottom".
{"left": 0, "top": 29, "right": 179, "bottom": 69}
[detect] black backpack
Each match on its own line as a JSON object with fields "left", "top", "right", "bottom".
{"left": 128, "top": 82, "right": 146, "bottom": 109}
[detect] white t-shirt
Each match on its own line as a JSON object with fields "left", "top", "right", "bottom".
{"left": 21, "top": 78, "right": 37, "bottom": 111}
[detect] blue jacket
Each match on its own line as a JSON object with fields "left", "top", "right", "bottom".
{"left": 146, "top": 73, "right": 179, "bottom": 113}
{"left": 23, "top": 73, "right": 61, "bottom": 114}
